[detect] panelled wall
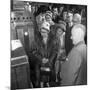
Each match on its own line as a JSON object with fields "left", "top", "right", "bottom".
{"left": 11, "top": 10, "right": 35, "bottom": 55}
{"left": 11, "top": 9, "right": 34, "bottom": 89}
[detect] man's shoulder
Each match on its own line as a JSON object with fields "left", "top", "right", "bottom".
{"left": 68, "top": 47, "right": 79, "bottom": 56}
{"left": 75, "top": 43, "right": 87, "bottom": 54}
{"left": 68, "top": 43, "right": 86, "bottom": 59}
{"left": 67, "top": 47, "right": 81, "bottom": 61}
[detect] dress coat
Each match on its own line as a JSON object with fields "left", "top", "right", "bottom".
{"left": 61, "top": 41, "right": 87, "bottom": 86}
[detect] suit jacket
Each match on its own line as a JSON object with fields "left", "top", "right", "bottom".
{"left": 61, "top": 41, "right": 87, "bottom": 86}
{"left": 65, "top": 23, "right": 73, "bottom": 56}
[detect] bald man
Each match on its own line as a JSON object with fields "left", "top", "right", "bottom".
{"left": 60, "top": 24, "right": 87, "bottom": 86}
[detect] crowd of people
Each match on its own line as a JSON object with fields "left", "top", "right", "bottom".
{"left": 11, "top": 3, "right": 87, "bottom": 88}
{"left": 27, "top": 4, "right": 87, "bottom": 88}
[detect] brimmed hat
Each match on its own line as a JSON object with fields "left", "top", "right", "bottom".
{"left": 57, "top": 20, "right": 66, "bottom": 31}
{"left": 40, "top": 21, "right": 50, "bottom": 32}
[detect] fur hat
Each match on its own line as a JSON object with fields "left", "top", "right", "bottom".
{"left": 57, "top": 20, "right": 66, "bottom": 31}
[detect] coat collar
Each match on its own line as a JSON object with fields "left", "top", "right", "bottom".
{"left": 74, "top": 41, "right": 85, "bottom": 47}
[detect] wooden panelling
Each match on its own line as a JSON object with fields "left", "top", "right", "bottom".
{"left": 16, "top": 27, "right": 25, "bottom": 47}
{"left": 11, "top": 68, "right": 17, "bottom": 89}
{"left": 27, "top": 24, "right": 35, "bottom": 49}
{"left": 11, "top": 47, "right": 31, "bottom": 89}
{"left": 15, "top": 64, "right": 30, "bottom": 89}
{"left": 11, "top": 28, "right": 17, "bottom": 40}
{"left": 15, "top": 23, "right": 35, "bottom": 54}
{"left": 11, "top": 64, "right": 31, "bottom": 89}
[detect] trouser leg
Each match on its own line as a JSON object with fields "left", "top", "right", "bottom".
{"left": 49, "top": 68, "right": 56, "bottom": 87}
{"left": 35, "top": 64, "right": 40, "bottom": 87}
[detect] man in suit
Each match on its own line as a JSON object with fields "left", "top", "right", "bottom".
{"left": 60, "top": 24, "right": 87, "bottom": 86}
{"left": 65, "top": 11, "right": 74, "bottom": 56}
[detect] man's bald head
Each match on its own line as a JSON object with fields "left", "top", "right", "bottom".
{"left": 71, "top": 24, "right": 86, "bottom": 45}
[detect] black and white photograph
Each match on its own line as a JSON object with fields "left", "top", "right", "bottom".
{"left": 11, "top": 0, "right": 87, "bottom": 89}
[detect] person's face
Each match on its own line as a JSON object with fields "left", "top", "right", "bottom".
{"left": 40, "top": 28, "right": 49, "bottom": 38}
{"left": 32, "top": 6, "right": 35, "bottom": 13}
{"left": 71, "top": 28, "right": 80, "bottom": 45}
{"left": 45, "top": 15, "right": 52, "bottom": 22}
{"left": 53, "top": 8, "right": 58, "bottom": 16}
{"left": 25, "top": 5, "right": 29, "bottom": 10}
{"left": 57, "top": 28, "right": 63, "bottom": 36}
{"left": 72, "top": 14, "right": 81, "bottom": 25}
{"left": 67, "top": 13, "right": 73, "bottom": 22}
{"left": 59, "top": 7, "right": 64, "bottom": 13}
{"left": 63, "top": 12, "right": 67, "bottom": 21}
